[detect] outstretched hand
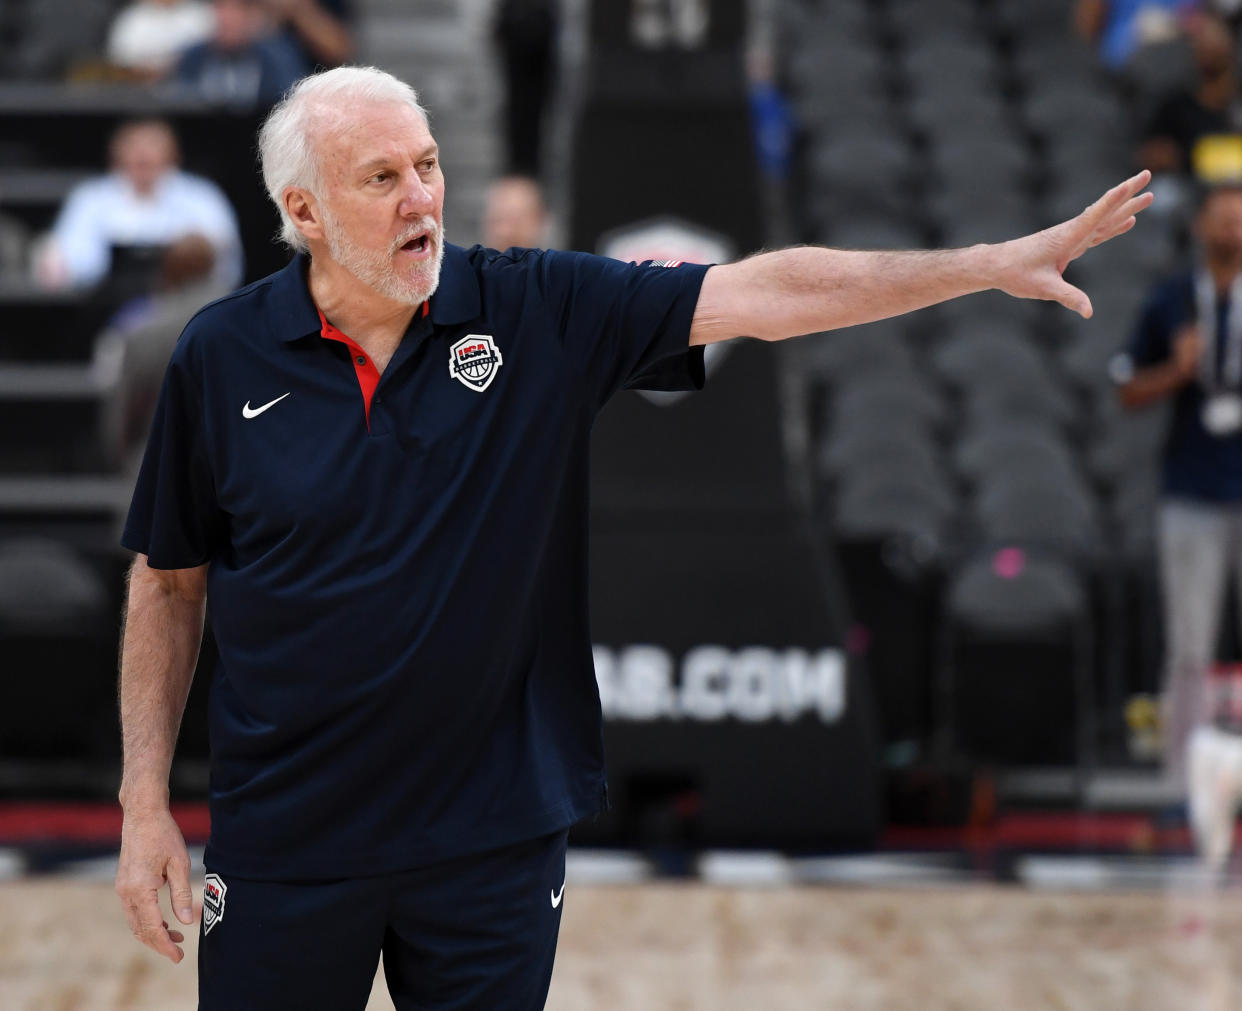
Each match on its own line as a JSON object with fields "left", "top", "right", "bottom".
{"left": 994, "top": 169, "right": 1154, "bottom": 318}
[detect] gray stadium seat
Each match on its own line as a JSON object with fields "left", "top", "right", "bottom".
{"left": 962, "top": 378, "right": 1080, "bottom": 434}
{"left": 900, "top": 40, "right": 997, "bottom": 89}
{"left": 0, "top": 536, "right": 117, "bottom": 759}
{"left": 800, "top": 320, "right": 916, "bottom": 383}
{"left": 926, "top": 184, "right": 1034, "bottom": 240}
{"left": 829, "top": 375, "right": 950, "bottom": 440}
{"left": 930, "top": 331, "right": 1049, "bottom": 395}
{"left": 1024, "top": 85, "right": 1127, "bottom": 146}
{"left": 942, "top": 547, "right": 1094, "bottom": 766}
{"left": 954, "top": 425, "right": 1081, "bottom": 488}
{"left": 974, "top": 478, "right": 1102, "bottom": 556}
{"left": 906, "top": 89, "right": 1013, "bottom": 141}
{"left": 927, "top": 135, "right": 1033, "bottom": 186}
{"left": 819, "top": 424, "right": 943, "bottom": 484}
{"left": 992, "top": 0, "right": 1079, "bottom": 39}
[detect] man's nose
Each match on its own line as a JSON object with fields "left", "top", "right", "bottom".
{"left": 398, "top": 173, "right": 435, "bottom": 216}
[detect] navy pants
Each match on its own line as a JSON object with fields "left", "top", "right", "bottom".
{"left": 198, "top": 830, "right": 569, "bottom": 1010}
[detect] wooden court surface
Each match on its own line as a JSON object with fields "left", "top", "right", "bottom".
{"left": 2, "top": 878, "right": 1242, "bottom": 1009}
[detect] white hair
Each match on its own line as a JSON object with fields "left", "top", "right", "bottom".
{"left": 257, "top": 66, "right": 430, "bottom": 252}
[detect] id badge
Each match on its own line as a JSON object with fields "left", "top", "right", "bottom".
{"left": 1202, "top": 393, "right": 1242, "bottom": 436}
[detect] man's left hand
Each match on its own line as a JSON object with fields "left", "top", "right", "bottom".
{"left": 993, "top": 169, "right": 1154, "bottom": 318}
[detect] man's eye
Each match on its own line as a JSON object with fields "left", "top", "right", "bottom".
{"left": 371, "top": 172, "right": 390, "bottom": 183}
{"left": 420, "top": 160, "right": 437, "bottom": 172}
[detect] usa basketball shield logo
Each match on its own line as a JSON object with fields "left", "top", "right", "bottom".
{"left": 203, "top": 873, "right": 227, "bottom": 935}
{"left": 449, "top": 334, "right": 503, "bottom": 392}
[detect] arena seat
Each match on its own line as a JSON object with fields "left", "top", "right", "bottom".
{"left": 828, "top": 375, "right": 951, "bottom": 441}
{"left": 0, "top": 361, "right": 122, "bottom": 473}
{"left": 962, "top": 380, "right": 1080, "bottom": 435}
{"left": 930, "top": 331, "right": 1049, "bottom": 395}
{"left": 906, "top": 90, "right": 1013, "bottom": 143}
{"left": 942, "top": 548, "right": 1094, "bottom": 767}
{"left": 954, "top": 426, "right": 1080, "bottom": 488}
{"left": 0, "top": 283, "right": 93, "bottom": 362}
{"left": 0, "top": 536, "right": 119, "bottom": 762}
{"left": 831, "top": 440, "right": 959, "bottom": 748}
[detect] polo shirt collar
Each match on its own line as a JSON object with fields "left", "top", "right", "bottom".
{"left": 269, "top": 244, "right": 480, "bottom": 343}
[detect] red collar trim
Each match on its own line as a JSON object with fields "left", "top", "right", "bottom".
{"left": 313, "top": 303, "right": 428, "bottom": 429}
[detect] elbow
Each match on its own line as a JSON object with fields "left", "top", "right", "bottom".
{"left": 129, "top": 554, "right": 208, "bottom": 604}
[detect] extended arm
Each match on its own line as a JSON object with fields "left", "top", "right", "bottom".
{"left": 268, "top": 0, "right": 354, "bottom": 66}
{"left": 115, "top": 554, "right": 208, "bottom": 965}
{"left": 689, "top": 171, "right": 1153, "bottom": 346}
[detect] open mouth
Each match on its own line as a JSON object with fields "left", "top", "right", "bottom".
{"left": 401, "top": 234, "right": 430, "bottom": 254}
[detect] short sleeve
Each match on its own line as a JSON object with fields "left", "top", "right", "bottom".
{"left": 535, "top": 250, "right": 710, "bottom": 406}
{"left": 1110, "top": 285, "right": 1176, "bottom": 385}
{"left": 121, "top": 344, "right": 222, "bottom": 568}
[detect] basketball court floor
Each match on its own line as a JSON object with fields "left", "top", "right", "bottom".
{"left": 3, "top": 851, "right": 1242, "bottom": 1010}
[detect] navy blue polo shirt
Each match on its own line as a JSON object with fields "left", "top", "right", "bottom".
{"left": 122, "top": 244, "right": 709, "bottom": 879}
{"left": 1115, "top": 271, "right": 1242, "bottom": 502}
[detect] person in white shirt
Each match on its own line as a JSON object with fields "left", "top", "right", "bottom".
{"left": 107, "top": 0, "right": 215, "bottom": 78}
{"left": 38, "top": 119, "right": 243, "bottom": 292}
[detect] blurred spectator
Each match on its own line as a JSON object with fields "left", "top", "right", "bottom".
{"left": 493, "top": 0, "right": 559, "bottom": 175}
{"left": 1076, "top": 0, "right": 1198, "bottom": 70}
{"left": 266, "top": 0, "right": 354, "bottom": 70}
{"left": 174, "top": 0, "right": 309, "bottom": 107}
{"left": 482, "top": 175, "right": 549, "bottom": 250}
{"left": 37, "top": 119, "right": 242, "bottom": 292}
{"left": 106, "top": 0, "right": 215, "bottom": 80}
{"left": 1140, "top": 12, "right": 1242, "bottom": 177}
{"left": 1112, "top": 183, "right": 1242, "bottom": 785}
{"left": 100, "top": 234, "right": 230, "bottom": 465}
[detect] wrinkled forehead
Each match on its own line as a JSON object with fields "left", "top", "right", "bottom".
{"left": 312, "top": 100, "right": 434, "bottom": 183}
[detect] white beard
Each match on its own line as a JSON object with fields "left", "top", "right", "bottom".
{"left": 322, "top": 208, "right": 445, "bottom": 306}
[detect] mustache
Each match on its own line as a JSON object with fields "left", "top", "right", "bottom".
{"left": 392, "top": 217, "right": 441, "bottom": 252}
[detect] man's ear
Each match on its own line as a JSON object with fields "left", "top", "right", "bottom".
{"left": 284, "top": 187, "right": 325, "bottom": 243}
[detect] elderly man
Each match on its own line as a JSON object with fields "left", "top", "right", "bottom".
{"left": 115, "top": 66, "right": 1151, "bottom": 1009}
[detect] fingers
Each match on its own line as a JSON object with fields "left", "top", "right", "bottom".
{"left": 1090, "top": 169, "right": 1152, "bottom": 218}
{"left": 1076, "top": 171, "right": 1153, "bottom": 245}
{"left": 1094, "top": 194, "right": 1154, "bottom": 244}
{"left": 1051, "top": 277, "right": 1092, "bottom": 319}
{"left": 168, "top": 850, "right": 195, "bottom": 926}
{"left": 124, "top": 888, "right": 185, "bottom": 963}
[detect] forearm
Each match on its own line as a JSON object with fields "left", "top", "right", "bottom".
{"left": 117, "top": 559, "right": 206, "bottom": 811}
{"left": 1119, "top": 362, "right": 1192, "bottom": 409}
{"left": 694, "top": 244, "right": 995, "bottom": 345}
{"left": 285, "top": 4, "right": 353, "bottom": 64}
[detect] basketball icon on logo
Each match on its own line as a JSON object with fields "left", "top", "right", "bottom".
{"left": 449, "top": 334, "right": 503, "bottom": 392}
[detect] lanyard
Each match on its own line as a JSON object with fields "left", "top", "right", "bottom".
{"left": 1193, "top": 269, "right": 1242, "bottom": 392}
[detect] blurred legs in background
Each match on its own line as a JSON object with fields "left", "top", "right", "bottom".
{"left": 1158, "top": 500, "right": 1239, "bottom": 786}
{"left": 1188, "top": 724, "right": 1242, "bottom": 871}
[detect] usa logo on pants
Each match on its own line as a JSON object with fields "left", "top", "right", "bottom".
{"left": 449, "top": 334, "right": 503, "bottom": 392}
{"left": 203, "top": 873, "right": 227, "bottom": 935}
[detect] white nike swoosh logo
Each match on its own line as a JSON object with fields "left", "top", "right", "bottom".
{"left": 551, "top": 879, "right": 566, "bottom": 909}
{"left": 242, "top": 392, "right": 291, "bottom": 419}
